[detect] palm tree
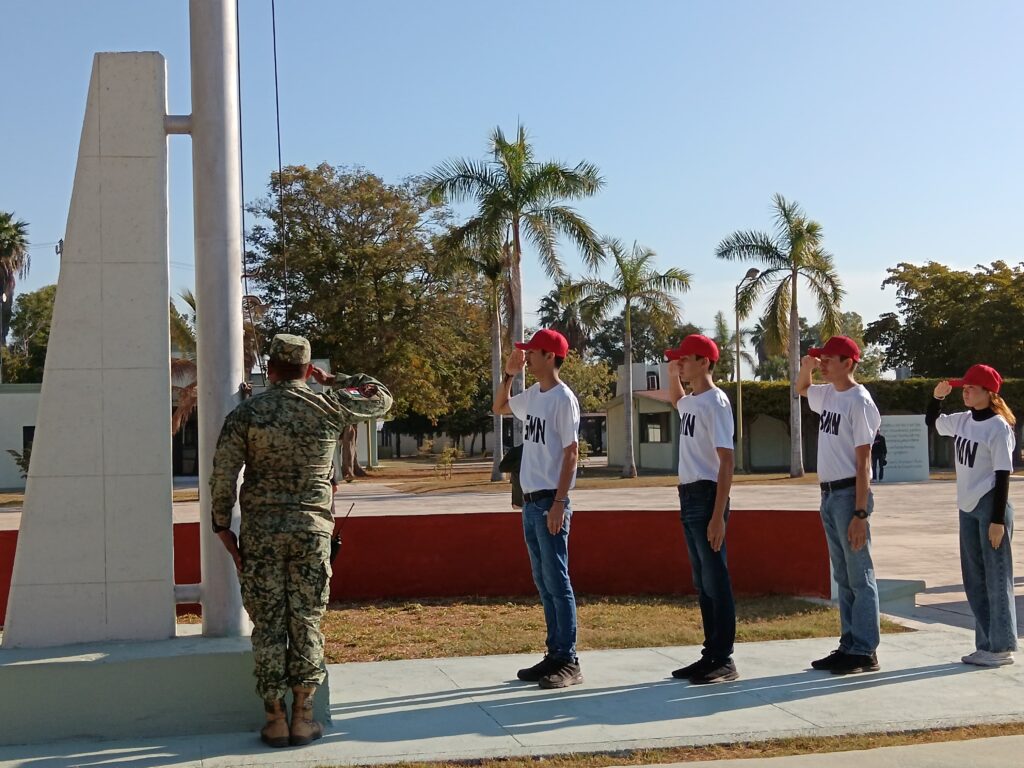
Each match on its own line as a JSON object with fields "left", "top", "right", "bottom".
{"left": 575, "top": 238, "right": 692, "bottom": 478}
{"left": 425, "top": 124, "right": 605, "bottom": 440}
{"left": 712, "top": 310, "right": 755, "bottom": 382}
{"left": 439, "top": 232, "right": 512, "bottom": 481}
{"left": 716, "top": 194, "right": 844, "bottom": 477}
{"left": 537, "top": 282, "right": 603, "bottom": 354}
{"left": 0, "top": 212, "right": 30, "bottom": 380}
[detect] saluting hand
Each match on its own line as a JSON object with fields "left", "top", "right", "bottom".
{"left": 933, "top": 380, "right": 953, "bottom": 399}
{"left": 505, "top": 349, "right": 526, "bottom": 376}
{"left": 800, "top": 355, "right": 819, "bottom": 371}
{"left": 310, "top": 366, "right": 335, "bottom": 386}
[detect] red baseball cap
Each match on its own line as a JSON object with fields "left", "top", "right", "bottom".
{"left": 515, "top": 328, "right": 569, "bottom": 357}
{"left": 949, "top": 364, "right": 1002, "bottom": 393}
{"left": 808, "top": 335, "right": 861, "bottom": 362}
{"left": 665, "top": 334, "right": 720, "bottom": 362}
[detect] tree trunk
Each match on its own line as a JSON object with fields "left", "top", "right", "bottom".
{"left": 789, "top": 271, "right": 805, "bottom": 478}
{"left": 622, "top": 305, "right": 638, "bottom": 478}
{"left": 341, "top": 424, "right": 367, "bottom": 481}
{"left": 490, "top": 285, "right": 505, "bottom": 481}
{"left": 510, "top": 221, "right": 524, "bottom": 448}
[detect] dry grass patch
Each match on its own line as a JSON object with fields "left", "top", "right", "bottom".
{"left": 343, "top": 723, "right": 1024, "bottom": 768}
{"left": 321, "top": 595, "right": 909, "bottom": 664}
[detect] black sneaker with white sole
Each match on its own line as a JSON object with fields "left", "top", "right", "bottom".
{"left": 830, "top": 652, "right": 880, "bottom": 675}
{"left": 811, "top": 649, "right": 848, "bottom": 671}
{"left": 672, "top": 656, "right": 713, "bottom": 680}
{"left": 689, "top": 659, "right": 738, "bottom": 684}
{"left": 517, "top": 655, "right": 558, "bottom": 682}
{"left": 538, "top": 659, "right": 583, "bottom": 689}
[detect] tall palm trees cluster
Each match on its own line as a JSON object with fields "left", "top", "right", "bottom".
{"left": 427, "top": 130, "right": 843, "bottom": 479}
{"left": 0, "top": 211, "right": 31, "bottom": 384}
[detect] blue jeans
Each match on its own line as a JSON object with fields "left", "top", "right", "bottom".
{"left": 820, "top": 486, "right": 880, "bottom": 655}
{"left": 522, "top": 496, "right": 577, "bottom": 661}
{"left": 679, "top": 481, "right": 736, "bottom": 661}
{"left": 960, "top": 490, "right": 1018, "bottom": 653}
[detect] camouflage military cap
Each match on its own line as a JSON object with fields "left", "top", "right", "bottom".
{"left": 268, "top": 333, "right": 311, "bottom": 365}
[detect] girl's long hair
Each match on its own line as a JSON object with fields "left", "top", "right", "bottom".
{"left": 990, "top": 392, "right": 1017, "bottom": 428}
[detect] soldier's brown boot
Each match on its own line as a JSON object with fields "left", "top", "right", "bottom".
{"left": 289, "top": 686, "right": 323, "bottom": 746}
{"left": 260, "top": 698, "right": 290, "bottom": 748}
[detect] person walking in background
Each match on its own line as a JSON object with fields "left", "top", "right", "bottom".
{"left": 928, "top": 365, "right": 1017, "bottom": 667}
{"left": 665, "top": 334, "right": 738, "bottom": 684}
{"left": 493, "top": 328, "right": 583, "bottom": 689}
{"left": 798, "top": 336, "right": 883, "bottom": 675}
{"left": 871, "top": 430, "right": 887, "bottom": 482}
{"left": 211, "top": 334, "right": 392, "bottom": 748}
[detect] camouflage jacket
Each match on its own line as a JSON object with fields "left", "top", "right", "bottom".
{"left": 210, "top": 375, "right": 393, "bottom": 536}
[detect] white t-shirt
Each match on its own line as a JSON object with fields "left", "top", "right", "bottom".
{"left": 935, "top": 411, "right": 1015, "bottom": 513}
{"left": 806, "top": 384, "right": 881, "bottom": 483}
{"left": 676, "top": 388, "right": 735, "bottom": 484}
{"left": 508, "top": 382, "right": 580, "bottom": 494}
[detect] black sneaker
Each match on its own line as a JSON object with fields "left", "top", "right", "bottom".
{"left": 690, "top": 659, "right": 738, "bottom": 684}
{"left": 811, "top": 649, "right": 848, "bottom": 671}
{"left": 538, "top": 659, "right": 583, "bottom": 689}
{"left": 830, "top": 652, "right": 880, "bottom": 675}
{"left": 672, "top": 656, "right": 713, "bottom": 679}
{"left": 517, "top": 655, "right": 558, "bottom": 682}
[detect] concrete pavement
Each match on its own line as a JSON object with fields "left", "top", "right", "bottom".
{"left": 0, "top": 629, "right": 1021, "bottom": 767}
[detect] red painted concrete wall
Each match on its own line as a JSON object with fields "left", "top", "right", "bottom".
{"left": 1, "top": 509, "right": 828, "bottom": 626}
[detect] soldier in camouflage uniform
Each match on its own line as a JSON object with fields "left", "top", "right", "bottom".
{"left": 210, "top": 334, "right": 392, "bottom": 748}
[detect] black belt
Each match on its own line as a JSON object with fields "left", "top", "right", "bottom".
{"left": 820, "top": 477, "right": 857, "bottom": 493}
{"left": 523, "top": 489, "right": 557, "bottom": 503}
{"left": 677, "top": 480, "right": 717, "bottom": 491}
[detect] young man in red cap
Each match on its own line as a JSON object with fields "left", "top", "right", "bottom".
{"left": 666, "top": 334, "right": 738, "bottom": 684}
{"left": 493, "top": 328, "right": 583, "bottom": 688}
{"left": 928, "top": 365, "right": 1017, "bottom": 666}
{"left": 798, "top": 335, "right": 882, "bottom": 675}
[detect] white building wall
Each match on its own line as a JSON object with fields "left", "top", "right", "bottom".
{"left": 0, "top": 387, "right": 41, "bottom": 490}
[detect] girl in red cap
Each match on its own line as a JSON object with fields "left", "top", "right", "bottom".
{"left": 928, "top": 364, "right": 1017, "bottom": 666}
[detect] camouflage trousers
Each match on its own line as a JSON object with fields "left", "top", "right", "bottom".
{"left": 240, "top": 530, "right": 332, "bottom": 702}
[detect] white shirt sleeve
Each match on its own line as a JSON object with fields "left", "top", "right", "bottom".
{"left": 934, "top": 412, "right": 961, "bottom": 438}
{"left": 990, "top": 420, "right": 1016, "bottom": 472}
{"left": 713, "top": 395, "right": 735, "bottom": 450}
{"left": 849, "top": 396, "right": 880, "bottom": 448}
{"left": 806, "top": 384, "right": 827, "bottom": 414}
{"left": 508, "top": 388, "right": 529, "bottom": 421}
{"left": 557, "top": 390, "right": 581, "bottom": 449}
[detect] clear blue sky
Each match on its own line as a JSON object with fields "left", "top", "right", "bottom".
{"left": 4, "top": 1, "right": 1022, "bottom": 359}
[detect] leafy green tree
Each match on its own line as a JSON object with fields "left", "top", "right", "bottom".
{"left": 0, "top": 284, "right": 55, "bottom": 383}
{"left": 558, "top": 353, "right": 616, "bottom": 413}
{"left": 424, "top": 124, "right": 604, "bottom": 426}
{"left": 865, "top": 260, "right": 1024, "bottom": 377}
{"left": 716, "top": 194, "right": 844, "bottom": 477}
{"left": 0, "top": 211, "right": 30, "bottom": 379}
{"left": 246, "top": 163, "right": 490, "bottom": 425}
{"left": 575, "top": 238, "right": 692, "bottom": 478}
{"left": 590, "top": 308, "right": 699, "bottom": 367}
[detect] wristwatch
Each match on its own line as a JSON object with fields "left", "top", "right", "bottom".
{"left": 853, "top": 509, "right": 870, "bottom": 519}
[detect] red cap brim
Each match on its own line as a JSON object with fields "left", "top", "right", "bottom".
{"left": 808, "top": 348, "right": 824, "bottom": 358}
{"left": 665, "top": 349, "right": 682, "bottom": 360}
{"left": 514, "top": 342, "right": 532, "bottom": 351}
{"left": 948, "top": 379, "right": 965, "bottom": 388}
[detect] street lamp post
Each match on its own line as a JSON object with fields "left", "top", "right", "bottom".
{"left": 735, "top": 268, "right": 760, "bottom": 473}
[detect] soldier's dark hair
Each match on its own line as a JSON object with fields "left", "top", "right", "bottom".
{"left": 268, "top": 359, "right": 308, "bottom": 381}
